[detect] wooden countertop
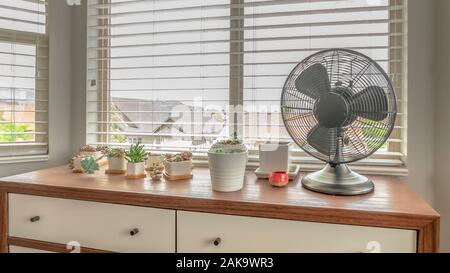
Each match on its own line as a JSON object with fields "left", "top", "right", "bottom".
{"left": 0, "top": 166, "right": 439, "bottom": 224}
{"left": 0, "top": 166, "right": 440, "bottom": 252}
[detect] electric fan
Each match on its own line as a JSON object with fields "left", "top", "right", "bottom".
{"left": 281, "top": 49, "right": 397, "bottom": 195}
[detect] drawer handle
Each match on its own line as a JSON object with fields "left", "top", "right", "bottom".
{"left": 213, "top": 237, "right": 221, "bottom": 246}
{"left": 30, "top": 216, "right": 40, "bottom": 223}
{"left": 130, "top": 228, "right": 139, "bottom": 236}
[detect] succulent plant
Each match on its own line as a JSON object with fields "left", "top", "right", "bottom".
{"left": 107, "top": 148, "right": 126, "bottom": 158}
{"left": 125, "top": 143, "right": 147, "bottom": 163}
{"left": 81, "top": 156, "right": 100, "bottom": 174}
{"left": 148, "top": 160, "right": 165, "bottom": 180}
{"left": 79, "top": 145, "right": 97, "bottom": 152}
{"left": 96, "top": 145, "right": 111, "bottom": 155}
{"left": 209, "top": 133, "right": 247, "bottom": 154}
{"left": 79, "top": 145, "right": 110, "bottom": 155}
{"left": 164, "top": 151, "right": 193, "bottom": 163}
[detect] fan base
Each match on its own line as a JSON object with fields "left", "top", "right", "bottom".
{"left": 302, "top": 164, "right": 374, "bottom": 196}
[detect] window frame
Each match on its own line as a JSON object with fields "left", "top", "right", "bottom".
{"left": 89, "top": 0, "right": 408, "bottom": 175}
{"left": 0, "top": 0, "right": 49, "bottom": 163}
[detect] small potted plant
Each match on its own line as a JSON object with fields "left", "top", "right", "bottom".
{"left": 146, "top": 152, "right": 162, "bottom": 171}
{"left": 208, "top": 133, "right": 248, "bottom": 192}
{"left": 125, "top": 143, "right": 147, "bottom": 178}
{"left": 81, "top": 157, "right": 100, "bottom": 174}
{"left": 106, "top": 148, "right": 127, "bottom": 174}
{"left": 163, "top": 151, "right": 193, "bottom": 179}
{"left": 147, "top": 160, "right": 165, "bottom": 181}
{"left": 78, "top": 145, "right": 109, "bottom": 167}
{"left": 79, "top": 145, "right": 103, "bottom": 159}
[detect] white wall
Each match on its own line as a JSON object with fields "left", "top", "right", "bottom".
{"left": 70, "top": 3, "right": 87, "bottom": 154}
{"left": 0, "top": 0, "right": 73, "bottom": 177}
{"left": 434, "top": 0, "right": 450, "bottom": 253}
{"left": 406, "top": 0, "right": 437, "bottom": 204}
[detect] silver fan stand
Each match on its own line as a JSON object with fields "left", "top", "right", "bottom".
{"left": 302, "top": 164, "right": 374, "bottom": 196}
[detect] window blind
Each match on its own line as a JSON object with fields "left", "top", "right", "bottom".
{"left": 87, "top": 0, "right": 231, "bottom": 153}
{"left": 242, "top": 0, "right": 407, "bottom": 171}
{"left": 0, "top": 0, "right": 48, "bottom": 160}
{"left": 87, "top": 0, "right": 407, "bottom": 173}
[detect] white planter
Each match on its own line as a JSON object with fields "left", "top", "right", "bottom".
{"left": 208, "top": 152, "right": 248, "bottom": 192}
{"left": 259, "top": 142, "right": 292, "bottom": 173}
{"left": 164, "top": 160, "right": 193, "bottom": 176}
{"left": 108, "top": 157, "right": 126, "bottom": 171}
{"left": 146, "top": 155, "right": 162, "bottom": 169}
{"left": 127, "top": 162, "right": 145, "bottom": 176}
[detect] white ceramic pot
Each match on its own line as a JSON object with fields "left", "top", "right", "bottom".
{"left": 164, "top": 160, "right": 193, "bottom": 176}
{"left": 208, "top": 152, "right": 248, "bottom": 192}
{"left": 146, "top": 155, "right": 162, "bottom": 169}
{"left": 127, "top": 162, "right": 145, "bottom": 176}
{"left": 108, "top": 157, "right": 126, "bottom": 171}
{"left": 259, "top": 142, "right": 292, "bottom": 173}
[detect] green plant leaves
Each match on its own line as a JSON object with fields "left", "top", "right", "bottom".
{"left": 81, "top": 156, "right": 100, "bottom": 174}
{"left": 125, "top": 143, "right": 147, "bottom": 163}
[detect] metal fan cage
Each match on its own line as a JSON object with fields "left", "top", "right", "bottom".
{"left": 281, "top": 49, "right": 397, "bottom": 164}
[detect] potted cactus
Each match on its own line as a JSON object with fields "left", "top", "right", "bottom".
{"left": 106, "top": 148, "right": 127, "bottom": 174}
{"left": 125, "top": 143, "right": 147, "bottom": 178}
{"left": 163, "top": 151, "right": 193, "bottom": 178}
{"left": 208, "top": 133, "right": 248, "bottom": 192}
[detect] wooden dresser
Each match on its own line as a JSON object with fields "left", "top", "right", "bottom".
{"left": 0, "top": 166, "right": 440, "bottom": 253}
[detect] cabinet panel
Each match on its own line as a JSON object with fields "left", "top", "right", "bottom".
{"left": 9, "top": 194, "right": 175, "bottom": 253}
{"left": 177, "top": 211, "right": 417, "bottom": 253}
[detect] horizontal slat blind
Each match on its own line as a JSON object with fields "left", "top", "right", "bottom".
{"left": 87, "top": 0, "right": 230, "bottom": 153}
{"left": 0, "top": 0, "right": 48, "bottom": 159}
{"left": 0, "top": 0, "right": 46, "bottom": 34}
{"left": 87, "top": 0, "right": 407, "bottom": 171}
{"left": 243, "top": 0, "right": 407, "bottom": 167}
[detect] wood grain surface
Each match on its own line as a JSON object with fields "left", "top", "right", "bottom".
{"left": 0, "top": 166, "right": 440, "bottom": 252}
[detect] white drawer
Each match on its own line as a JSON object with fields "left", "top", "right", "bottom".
{"left": 177, "top": 211, "right": 417, "bottom": 253}
{"left": 9, "top": 194, "right": 175, "bottom": 253}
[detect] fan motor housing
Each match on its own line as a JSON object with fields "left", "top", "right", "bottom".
{"left": 314, "top": 91, "right": 351, "bottom": 128}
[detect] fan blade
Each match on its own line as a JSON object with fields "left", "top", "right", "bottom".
{"left": 307, "top": 125, "right": 338, "bottom": 157}
{"left": 295, "top": 64, "right": 331, "bottom": 100}
{"left": 350, "top": 86, "right": 389, "bottom": 121}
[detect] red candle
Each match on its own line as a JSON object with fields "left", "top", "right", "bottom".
{"left": 269, "top": 171, "right": 289, "bottom": 187}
